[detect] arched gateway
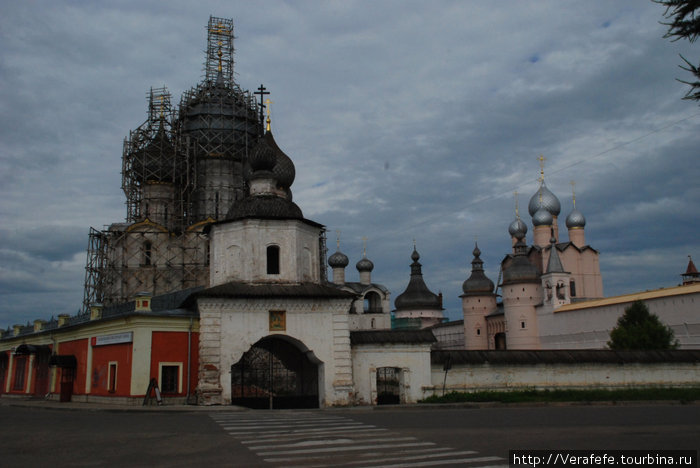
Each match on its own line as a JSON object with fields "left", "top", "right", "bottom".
{"left": 231, "top": 336, "right": 320, "bottom": 409}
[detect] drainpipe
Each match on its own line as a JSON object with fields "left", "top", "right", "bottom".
{"left": 186, "top": 317, "right": 192, "bottom": 404}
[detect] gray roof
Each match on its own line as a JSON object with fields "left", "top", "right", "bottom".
{"left": 351, "top": 329, "right": 437, "bottom": 345}
{"left": 432, "top": 349, "right": 700, "bottom": 366}
{"left": 394, "top": 248, "right": 442, "bottom": 310}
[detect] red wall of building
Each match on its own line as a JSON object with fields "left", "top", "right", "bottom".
{"left": 91, "top": 342, "right": 133, "bottom": 397}
{"left": 149, "top": 331, "right": 199, "bottom": 397}
{"left": 58, "top": 339, "right": 89, "bottom": 395}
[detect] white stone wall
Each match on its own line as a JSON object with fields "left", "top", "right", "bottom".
{"left": 209, "top": 219, "right": 321, "bottom": 286}
{"left": 197, "top": 296, "right": 354, "bottom": 406}
{"left": 538, "top": 289, "right": 700, "bottom": 349}
{"left": 351, "top": 342, "right": 433, "bottom": 405}
{"left": 425, "top": 361, "right": 700, "bottom": 398}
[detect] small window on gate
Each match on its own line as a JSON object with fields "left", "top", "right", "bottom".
{"left": 161, "top": 365, "right": 179, "bottom": 394}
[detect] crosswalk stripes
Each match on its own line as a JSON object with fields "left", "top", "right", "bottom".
{"left": 210, "top": 412, "right": 508, "bottom": 467}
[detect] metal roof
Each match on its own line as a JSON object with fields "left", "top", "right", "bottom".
{"left": 554, "top": 283, "right": 700, "bottom": 313}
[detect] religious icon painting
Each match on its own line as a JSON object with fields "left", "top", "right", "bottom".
{"left": 269, "top": 310, "right": 286, "bottom": 331}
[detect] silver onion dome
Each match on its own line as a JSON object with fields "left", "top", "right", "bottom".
{"left": 566, "top": 208, "right": 586, "bottom": 229}
{"left": 528, "top": 182, "right": 561, "bottom": 217}
{"left": 532, "top": 206, "right": 553, "bottom": 226}
{"left": 508, "top": 217, "right": 528, "bottom": 239}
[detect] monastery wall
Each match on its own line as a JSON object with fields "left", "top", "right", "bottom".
{"left": 351, "top": 342, "right": 432, "bottom": 404}
{"left": 538, "top": 286, "right": 700, "bottom": 349}
{"left": 425, "top": 352, "right": 700, "bottom": 398}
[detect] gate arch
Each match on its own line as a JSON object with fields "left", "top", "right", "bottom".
{"left": 230, "top": 335, "right": 320, "bottom": 409}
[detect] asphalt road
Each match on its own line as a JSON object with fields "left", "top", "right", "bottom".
{"left": 0, "top": 403, "right": 697, "bottom": 467}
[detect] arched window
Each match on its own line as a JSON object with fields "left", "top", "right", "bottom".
{"left": 363, "top": 291, "right": 382, "bottom": 313}
{"left": 267, "top": 245, "right": 280, "bottom": 275}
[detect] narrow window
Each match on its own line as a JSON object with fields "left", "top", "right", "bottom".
{"left": 476, "top": 328, "right": 481, "bottom": 336}
{"left": 570, "top": 280, "right": 577, "bottom": 297}
{"left": 521, "top": 321, "right": 526, "bottom": 329}
{"left": 215, "top": 192, "right": 220, "bottom": 219}
{"left": 161, "top": 365, "right": 179, "bottom": 394}
{"left": 144, "top": 241, "right": 152, "bottom": 266}
{"left": 267, "top": 245, "right": 280, "bottom": 275}
{"left": 108, "top": 363, "right": 117, "bottom": 393}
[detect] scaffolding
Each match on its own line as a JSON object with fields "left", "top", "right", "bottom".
{"left": 121, "top": 87, "right": 184, "bottom": 228}
{"left": 82, "top": 16, "right": 267, "bottom": 310}
{"left": 205, "top": 16, "right": 234, "bottom": 84}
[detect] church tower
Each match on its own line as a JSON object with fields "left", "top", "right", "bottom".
{"left": 461, "top": 243, "right": 495, "bottom": 349}
{"left": 393, "top": 246, "right": 445, "bottom": 328}
{"left": 501, "top": 235, "right": 542, "bottom": 349}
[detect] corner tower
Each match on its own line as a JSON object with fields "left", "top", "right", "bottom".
{"left": 461, "top": 243, "right": 496, "bottom": 349}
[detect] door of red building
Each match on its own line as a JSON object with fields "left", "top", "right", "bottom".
{"left": 33, "top": 351, "right": 50, "bottom": 398}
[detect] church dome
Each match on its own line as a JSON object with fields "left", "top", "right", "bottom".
{"left": 225, "top": 195, "right": 303, "bottom": 220}
{"left": 394, "top": 248, "right": 442, "bottom": 310}
{"left": 356, "top": 257, "right": 374, "bottom": 272}
{"left": 566, "top": 208, "right": 586, "bottom": 229}
{"left": 462, "top": 244, "right": 495, "bottom": 295}
{"left": 133, "top": 124, "right": 176, "bottom": 183}
{"left": 249, "top": 135, "right": 276, "bottom": 172}
{"left": 328, "top": 250, "right": 349, "bottom": 268}
{"left": 528, "top": 182, "right": 561, "bottom": 217}
{"left": 532, "top": 206, "right": 553, "bottom": 226}
{"left": 508, "top": 217, "right": 528, "bottom": 239}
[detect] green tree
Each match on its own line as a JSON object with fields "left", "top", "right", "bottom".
{"left": 654, "top": 0, "right": 700, "bottom": 101}
{"left": 608, "top": 300, "right": 679, "bottom": 350}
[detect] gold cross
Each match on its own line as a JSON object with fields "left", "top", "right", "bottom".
{"left": 570, "top": 181, "right": 577, "bottom": 208}
{"left": 264, "top": 99, "right": 274, "bottom": 131}
{"left": 362, "top": 236, "right": 368, "bottom": 257}
{"left": 538, "top": 154, "right": 546, "bottom": 181}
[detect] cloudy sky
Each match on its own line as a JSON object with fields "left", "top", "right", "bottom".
{"left": 1, "top": 0, "right": 698, "bottom": 327}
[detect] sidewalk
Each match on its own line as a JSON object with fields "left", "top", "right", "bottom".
{"left": 0, "top": 396, "right": 247, "bottom": 412}
{"left": 1, "top": 395, "right": 694, "bottom": 412}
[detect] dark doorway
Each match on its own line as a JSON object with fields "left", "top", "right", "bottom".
{"left": 376, "top": 367, "right": 401, "bottom": 405}
{"left": 494, "top": 332, "right": 507, "bottom": 350}
{"left": 231, "top": 336, "right": 319, "bottom": 409}
{"left": 33, "top": 350, "right": 51, "bottom": 398}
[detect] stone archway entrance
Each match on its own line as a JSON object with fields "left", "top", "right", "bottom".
{"left": 230, "top": 336, "right": 319, "bottom": 409}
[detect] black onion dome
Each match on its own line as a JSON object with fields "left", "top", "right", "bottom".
{"left": 249, "top": 134, "right": 276, "bottom": 172}
{"left": 356, "top": 257, "right": 374, "bottom": 272}
{"left": 328, "top": 250, "right": 349, "bottom": 268}
{"left": 394, "top": 248, "right": 442, "bottom": 310}
{"left": 135, "top": 124, "right": 176, "bottom": 182}
{"left": 225, "top": 195, "right": 303, "bottom": 220}
{"left": 502, "top": 240, "right": 539, "bottom": 285}
{"left": 462, "top": 244, "right": 495, "bottom": 295}
{"left": 262, "top": 132, "right": 296, "bottom": 188}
